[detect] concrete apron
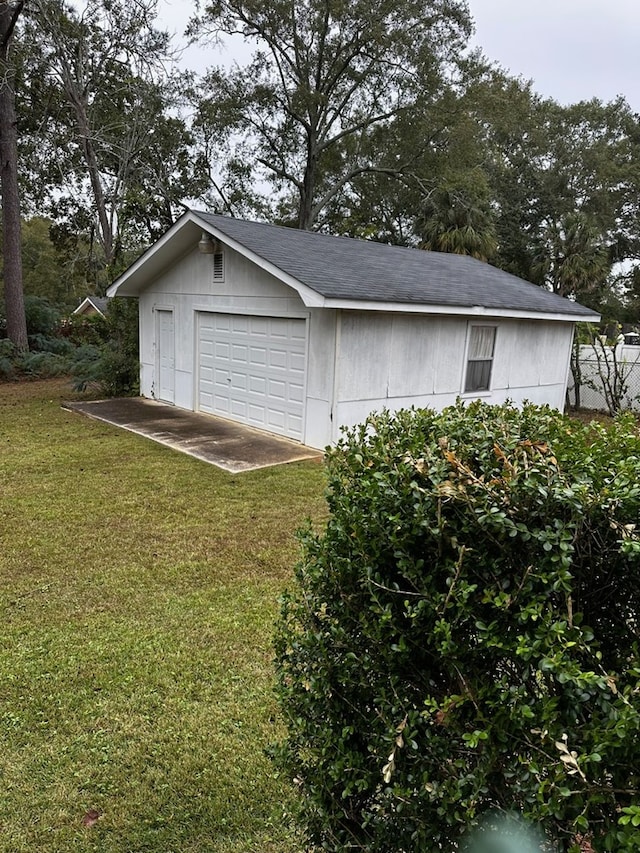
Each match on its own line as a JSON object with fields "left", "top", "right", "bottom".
{"left": 63, "top": 398, "right": 323, "bottom": 473}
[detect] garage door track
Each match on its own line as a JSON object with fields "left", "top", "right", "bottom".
{"left": 63, "top": 397, "right": 322, "bottom": 473}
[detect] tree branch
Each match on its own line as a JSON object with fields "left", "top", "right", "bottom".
{"left": 0, "top": 0, "right": 24, "bottom": 54}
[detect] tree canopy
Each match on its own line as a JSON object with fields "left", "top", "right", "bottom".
{"left": 1, "top": 0, "right": 639, "bottom": 327}
{"left": 190, "top": 0, "right": 473, "bottom": 229}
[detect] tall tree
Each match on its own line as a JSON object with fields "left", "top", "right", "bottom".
{"left": 313, "top": 57, "right": 504, "bottom": 246}
{"left": 16, "top": 216, "right": 88, "bottom": 308}
{"left": 17, "top": 0, "right": 205, "bottom": 283}
{"left": 191, "top": 0, "right": 472, "bottom": 229}
{"left": 471, "top": 76, "right": 640, "bottom": 290}
{"left": 0, "top": 0, "right": 27, "bottom": 350}
{"left": 31, "top": 0, "right": 173, "bottom": 270}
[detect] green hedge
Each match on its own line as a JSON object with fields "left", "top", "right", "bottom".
{"left": 70, "top": 298, "right": 139, "bottom": 396}
{"left": 274, "top": 402, "right": 640, "bottom": 852}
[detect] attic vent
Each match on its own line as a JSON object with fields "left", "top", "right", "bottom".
{"left": 213, "top": 251, "right": 225, "bottom": 282}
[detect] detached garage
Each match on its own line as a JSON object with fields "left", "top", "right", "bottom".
{"left": 107, "top": 210, "right": 599, "bottom": 450}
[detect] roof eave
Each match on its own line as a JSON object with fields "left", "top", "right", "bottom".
{"left": 72, "top": 297, "right": 92, "bottom": 314}
{"left": 107, "top": 211, "right": 200, "bottom": 297}
{"left": 107, "top": 210, "right": 325, "bottom": 307}
{"left": 321, "top": 297, "right": 601, "bottom": 323}
{"left": 189, "top": 212, "right": 325, "bottom": 307}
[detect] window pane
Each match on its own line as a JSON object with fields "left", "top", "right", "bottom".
{"left": 469, "top": 326, "right": 495, "bottom": 360}
{"left": 464, "top": 359, "right": 492, "bottom": 393}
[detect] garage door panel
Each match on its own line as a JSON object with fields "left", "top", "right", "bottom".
{"left": 269, "top": 349, "right": 288, "bottom": 369}
{"left": 250, "top": 376, "right": 267, "bottom": 395}
{"left": 269, "top": 378, "right": 286, "bottom": 400}
{"left": 290, "top": 352, "right": 306, "bottom": 372}
{"left": 232, "top": 316, "right": 249, "bottom": 333}
{"left": 230, "top": 397, "right": 247, "bottom": 416}
{"left": 231, "top": 344, "right": 248, "bottom": 364}
{"left": 270, "top": 317, "right": 289, "bottom": 336}
{"left": 289, "top": 383, "right": 304, "bottom": 403}
{"left": 214, "top": 372, "right": 230, "bottom": 395}
{"left": 198, "top": 313, "right": 306, "bottom": 440}
{"left": 250, "top": 346, "right": 267, "bottom": 366}
{"left": 249, "top": 316, "right": 268, "bottom": 334}
{"left": 267, "top": 410, "right": 286, "bottom": 430}
{"left": 231, "top": 371, "right": 247, "bottom": 391}
{"left": 248, "top": 403, "right": 266, "bottom": 422}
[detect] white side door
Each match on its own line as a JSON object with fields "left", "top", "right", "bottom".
{"left": 157, "top": 309, "right": 175, "bottom": 404}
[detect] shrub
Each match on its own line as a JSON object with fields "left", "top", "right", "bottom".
{"left": 0, "top": 297, "right": 79, "bottom": 378}
{"left": 274, "top": 402, "right": 640, "bottom": 853}
{"left": 61, "top": 313, "right": 109, "bottom": 347}
{"left": 18, "top": 351, "right": 69, "bottom": 378}
{"left": 27, "top": 333, "right": 75, "bottom": 356}
{"left": 0, "top": 339, "right": 15, "bottom": 378}
{"left": 70, "top": 299, "right": 139, "bottom": 396}
{"left": 0, "top": 337, "right": 70, "bottom": 378}
{"left": 98, "top": 297, "right": 139, "bottom": 396}
{"left": 24, "top": 294, "right": 60, "bottom": 337}
{"left": 68, "top": 343, "right": 104, "bottom": 392}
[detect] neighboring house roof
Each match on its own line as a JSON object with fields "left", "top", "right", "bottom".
{"left": 108, "top": 210, "right": 601, "bottom": 322}
{"left": 73, "top": 296, "right": 110, "bottom": 317}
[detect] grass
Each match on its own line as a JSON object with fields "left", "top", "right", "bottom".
{"left": 0, "top": 378, "right": 327, "bottom": 853}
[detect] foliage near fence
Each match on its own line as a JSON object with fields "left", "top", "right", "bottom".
{"left": 275, "top": 402, "right": 640, "bottom": 852}
{"left": 568, "top": 342, "right": 640, "bottom": 415}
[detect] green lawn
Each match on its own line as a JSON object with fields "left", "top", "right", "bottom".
{"left": 0, "top": 379, "right": 327, "bottom": 853}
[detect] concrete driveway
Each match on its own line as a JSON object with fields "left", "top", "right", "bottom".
{"left": 63, "top": 397, "right": 322, "bottom": 473}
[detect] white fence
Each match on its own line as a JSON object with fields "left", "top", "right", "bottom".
{"left": 567, "top": 344, "right": 640, "bottom": 413}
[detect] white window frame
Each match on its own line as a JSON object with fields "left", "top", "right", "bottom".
{"left": 463, "top": 324, "right": 497, "bottom": 395}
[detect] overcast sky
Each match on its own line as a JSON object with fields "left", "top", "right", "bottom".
{"left": 158, "top": 0, "right": 640, "bottom": 112}
{"left": 468, "top": 0, "right": 640, "bottom": 110}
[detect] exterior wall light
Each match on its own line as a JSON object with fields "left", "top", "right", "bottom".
{"left": 198, "top": 232, "right": 217, "bottom": 254}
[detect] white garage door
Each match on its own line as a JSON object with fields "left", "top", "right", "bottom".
{"left": 197, "top": 313, "right": 306, "bottom": 440}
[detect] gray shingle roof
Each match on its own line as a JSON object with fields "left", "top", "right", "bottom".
{"left": 194, "top": 210, "right": 597, "bottom": 319}
{"left": 90, "top": 297, "right": 110, "bottom": 314}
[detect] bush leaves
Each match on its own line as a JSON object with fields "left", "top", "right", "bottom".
{"left": 274, "top": 402, "right": 640, "bottom": 852}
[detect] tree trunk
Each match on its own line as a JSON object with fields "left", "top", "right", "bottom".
{"left": 298, "top": 132, "right": 317, "bottom": 230}
{"left": 75, "top": 103, "right": 114, "bottom": 266}
{"left": 569, "top": 331, "right": 582, "bottom": 410}
{"left": 298, "top": 166, "right": 315, "bottom": 230}
{"left": 0, "top": 1, "right": 27, "bottom": 351}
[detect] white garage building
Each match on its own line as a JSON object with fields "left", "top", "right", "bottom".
{"left": 107, "top": 210, "right": 599, "bottom": 450}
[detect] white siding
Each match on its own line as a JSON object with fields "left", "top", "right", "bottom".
{"left": 304, "top": 309, "right": 337, "bottom": 449}
{"left": 333, "top": 312, "right": 574, "bottom": 440}
{"left": 138, "top": 244, "right": 308, "bottom": 413}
